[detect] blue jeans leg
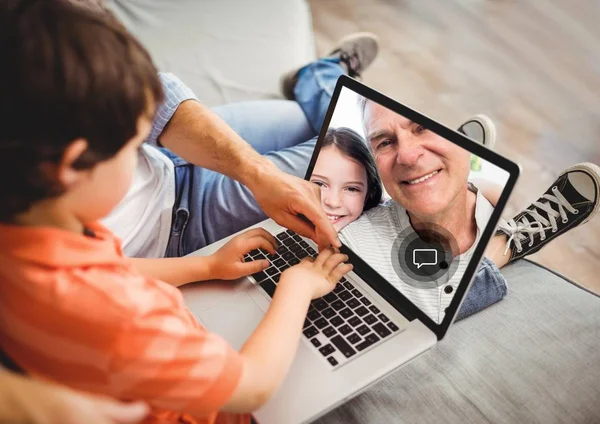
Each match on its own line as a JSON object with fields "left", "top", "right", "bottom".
{"left": 164, "top": 100, "right": 319, "bottom": 257}
{"left": 456, "top": 257, "right": 508, "bottom": 321}
{"left": 294, "top": 58, "right": 345, "bottom": 134}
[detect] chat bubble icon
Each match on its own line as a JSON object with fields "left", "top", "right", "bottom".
{"left": 413, "top": 249, "right": 437, "bottom": 269}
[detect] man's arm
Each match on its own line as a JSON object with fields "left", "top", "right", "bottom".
{"left": 150, "top": 73, "right": 339, "bottom": 249}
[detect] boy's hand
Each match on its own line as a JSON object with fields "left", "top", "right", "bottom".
{"left": 280, "top": 248, "right": 353, "bottom": 299}
{"left": 208, "top": 228, "right": 277, "bottom": 280}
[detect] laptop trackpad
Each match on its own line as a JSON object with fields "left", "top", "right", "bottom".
{"left": 200, "top": 291, "right": 265, "bottom": 351}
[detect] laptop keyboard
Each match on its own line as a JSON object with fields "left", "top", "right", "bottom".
{"left": 245, "top": 229, "right": 402, "bottom": 368}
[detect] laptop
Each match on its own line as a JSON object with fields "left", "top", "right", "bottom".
{"left": 181, "top": 75, "right": 520, "bottom": 423}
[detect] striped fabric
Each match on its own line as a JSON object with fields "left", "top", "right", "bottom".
{"left": 339, "top": 185, "right": 494, "bottom": 323}
{"left": 0, "top": 223, "right": 248, "bottom": 424}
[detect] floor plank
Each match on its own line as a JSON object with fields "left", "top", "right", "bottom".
{"left": 309, "top": 0, "right": 600, "bottom": 293}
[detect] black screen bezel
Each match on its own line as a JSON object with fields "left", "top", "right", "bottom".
{"left": 303, "top": 75, "right": 520, "bottom": 340}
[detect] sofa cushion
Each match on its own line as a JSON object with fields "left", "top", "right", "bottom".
{"left": 107, "top": 0, "right": 316, "bottom": 106}
{"left": 316, "top": 260, "right": 600, "bottom": 424}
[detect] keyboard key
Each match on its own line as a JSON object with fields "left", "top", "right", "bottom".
{"left": 360, "top": 297, "right": 372, "bottom": 306}
{"left": 329, "top": 316, "right": 344, "bottom": 327}
{"left": 331, "top": 300, "right": 345, "bottom": 311}
{"left": 303, "top": 326, "right": 318, "bottom": 338}
{"left": 307, "top": 310, "right": 320, "bottom": 321}
{"left": 252, "top": 271, "right": 268, "bottom": 283}
{"left": 339, "top": 308, "right": 353, "bottom": 319}
{"left": 311, "top": 338, "right": 321, "bottom": 348}
{"left": 280, "top": 263, "right": 290, "bottom": 271}
{"left": 272, "top": 274, "right": 280, "bottom": 283}
{"left": 348, "top": 317, "right": 362, "bottom": 327}
{"left": 369, "top": 306, "right": 381, "bottom": 314}
{"left": 265, "top": 267, "right": 278, "bottom": 277}
{"left": 282, "top": 237, "right": 295, "bottom": 247}
{"left": 289, "top": 243, "right": 302, "bottom": 253}
{"left": 250, "top": 249, "right": 261, "bottom": 257}
{"left": 338, "top": 324, "right": 352, "bottom": 336}
{"left": 303, "top": 319, "right": 311, "bottom": 329}
{"left": 319, "top": 344, "right": 335, "bottom": 356}
{"left": 288, "top": 258, "right": 300, "bottom": 265}
{"left": 346, "top": 298, "right": 361, "bottom": 309}
{"left": 260, "top": 280, "right": 276, "bottom": 297}
{"left": 293, "top": 235, "right": 303, "bottom": 242}
{"left": 378, "top": 314, "right": 390, "bottom": 323}
{"left": 314, "top": 318, "right": 328, "bottom": 329}
{"left": 355, "top": 306, "right": 369, "bottom": 317}
{"left": 321, "top": 308, "right": 335, "bottom": 319}
{"left": 299, "top": 240, "right": 309, "bottom": 248}
{"left": 267, "top": 253, "right": 279, "bottom": 261}
{"left": 387, "top": 322, "right": 400, "bottom": 332}
{"left": 313, "top": 299, "right": 328, "bottom": 310}
{"left": 347, "top": 333, "right": 361, "bottom": 344}
{"left": 356, "top": 337, "right": 376, "bottom": 352}
{"left": 333, "top": 283, "right": 345, "bottom": 294}
{"left": 286, "top": 229, "right": 296, "bottom": 236}
{"left": 343, "top": 281, "right": 354, "bottom": 290}
{"left": 363, "top": 314, "right": 377, "bottom": 325}
{"left": 357, "top": 324, "right": 370, "bottom": 335}
{"left": 330, "top": 335, "right": 356, "bottom": 358}
{"left": 323, "top": 292, "right": 338, "bottom": 303}
{"left": 340, "top": 277, "right": 348, "bottom": 283}
{"left": 373, "top": 323, "right": 392, "bottom": 338}
{"left": 296, "top": 250, "right": 308, "bottom": 259}
{"left": 273, "top": 258, "right": 286, "bottom": 268}
{"left": 323, "top": 326, "right": 337, "bottom": 338}
{"left": 276, "top": 232, "right": 289, "bottom": 241}
{"left": 351, "top": 289, "right": 363, "bottom": 298}
{"left": 276, "top": 245, "right": 287, "bottom": 255}
{"left": 338, "top": 291, "right": 352, "bottom": 301}
{"left": 282, "top": 251, "right": 295, "bottom": 261}
{"left": 365, "top": 333, "right": 380, "bottom": 344}
{"left": 307, "top": 247, "right": 317, "bottom": 256}
{"left": 254, "top": 252, "right": 266, "bottom": 261}
{"left": 327, "top": 356, "right": 338, "bottom": 366}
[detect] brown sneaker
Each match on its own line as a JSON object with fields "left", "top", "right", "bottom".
{"left": 281, "top": 32, "right": 380, "bottom": 100}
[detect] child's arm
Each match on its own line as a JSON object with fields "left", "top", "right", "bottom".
{"left": 222, "top": 249, "right": 352, "bottom": 412}
{"left": 129, "top": 228, "right": 276, "bottom": 287}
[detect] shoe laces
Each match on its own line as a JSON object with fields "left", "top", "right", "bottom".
{"left": 339, "top": 51, "right": 362, "bottom": 78}
{"left": 499, "top": 186, "right": 579, "bottom": 255}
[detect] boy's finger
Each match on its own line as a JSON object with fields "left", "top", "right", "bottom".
{"left": 322, "top": 253, "right": 349, "bottom": 273}
{"left": 242, "top": 228, "right": 278, "bottom": 248}
{"left": 243, "top": 235, "right": 277, "bottom": 254}
{"left": 314, "top": 247, "right": 334, "bottom": 267}
{"left": 330, "top": 263, "right": 353, "bottom": 282}
{"left": 241, "top": 259, "right": 270, "bottom": 277}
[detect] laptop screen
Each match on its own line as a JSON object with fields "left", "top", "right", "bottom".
{"left": 307, "top": 81, "right": 515, "bottom": 326}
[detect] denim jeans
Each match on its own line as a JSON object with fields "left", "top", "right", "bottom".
{"left": 163, "top": 58, "right": 507, "bottom": 319}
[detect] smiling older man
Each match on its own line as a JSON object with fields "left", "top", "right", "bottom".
{"left": 339, "top": 98, "right": 600, "bottom": 323}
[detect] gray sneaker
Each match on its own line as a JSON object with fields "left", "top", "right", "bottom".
{"left": 281, "top": 32, "right": 379, "bottom": 100}
{"left": 457, "top": 114, "right": 497, "bottom": 150}
{"left": 496, "top": 162, "right": 600, "bottom": 263}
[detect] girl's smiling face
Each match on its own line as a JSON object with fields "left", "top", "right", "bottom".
{"left": 310, "top": 145, "right": 368, "bottom": 232}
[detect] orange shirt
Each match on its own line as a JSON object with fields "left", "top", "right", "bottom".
{"left": 0, "top": 223, "right": 250, "bottom": 424}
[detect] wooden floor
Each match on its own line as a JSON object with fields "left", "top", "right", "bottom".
{"left": 309, "top": 0, "right": 600, "bottom": 293}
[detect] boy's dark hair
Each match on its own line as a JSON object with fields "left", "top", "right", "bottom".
{"left": 0, "top": 0, "right": 164, "bottom": 221}
{"left": 322, "top": 127, "right": 383, "bottom": 211}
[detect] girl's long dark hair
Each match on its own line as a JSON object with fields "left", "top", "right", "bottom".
{"left": 322, "top": 127, "right": 383, "bottom": 211}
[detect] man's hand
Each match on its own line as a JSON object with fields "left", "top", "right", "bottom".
{"left": 248, "top": 169, "right": 341, "bottom": 251}
{"left": 207, "top": 228, "right": 278, "bottom": 280}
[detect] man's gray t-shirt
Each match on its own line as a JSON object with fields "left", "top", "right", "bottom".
{"left": 339, "top": 185, "right": 494, "bottom": 323}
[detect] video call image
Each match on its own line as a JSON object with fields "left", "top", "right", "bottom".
{"left": 309, "top": 87, "right": 510, "bottom": 324}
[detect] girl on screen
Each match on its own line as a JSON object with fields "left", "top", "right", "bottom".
{"left": 310, "top": 127, "right": 383, "bottom": 232}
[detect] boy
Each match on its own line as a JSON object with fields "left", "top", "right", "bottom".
{"left": 0, "top": 1, "right": 352, "bottom": 423}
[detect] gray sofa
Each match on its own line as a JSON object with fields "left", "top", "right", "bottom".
{"left": 109, "top": 1, "right": 600, "bottom": 422}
